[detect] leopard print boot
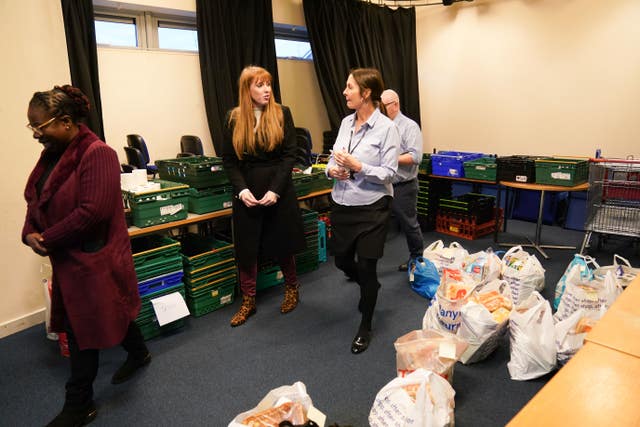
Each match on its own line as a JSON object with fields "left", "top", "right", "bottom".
{"left": 230, "top": 295, "right": 256, "bottom": 327}
{"left": 280, "top": 282, "right": 300, "bottom": 314}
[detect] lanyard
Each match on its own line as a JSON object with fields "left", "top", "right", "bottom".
{"left": 348, "top": 125, "right": 368, "bottom": 154}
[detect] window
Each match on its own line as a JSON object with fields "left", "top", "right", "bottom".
{"left": 274, "top": 23, "right": 313, "bottom": 61}
{"left": 95, "top": 15, "right": 138, "bottom": 47}
{"left": 158, "top": 20, "right": 198, "bottom": 51}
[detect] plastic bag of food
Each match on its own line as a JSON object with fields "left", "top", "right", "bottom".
{"left": 553, "top": 269, "right": 622, "bottom": 322}
{"left": 508, "top": 291, "right": 556, "bottom": 380}
{"left": 554, "top": 308, "right": 594, "bottom": 365}
{"left": 553, "top": 254, "right": 598, "bottom": 310}
{"left": 369, "top": 368, "right": 455, "bottom": 427}
{"left": 501, "top": 246, "right": 545, "bottom": 305}
{"left": 422, "top": 240, "right": 468, "bottom": 275}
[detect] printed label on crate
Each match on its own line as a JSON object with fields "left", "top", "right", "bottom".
{"left": 515, "top": 175, "right": 528, "bottom": 182}
{"left": 160, "top": 203, "right": 185, "bottom": 216}
{"left": 223, "top": 201, "right": 232, "bottom": 208}
{"left": 210, "top": 165, "right": 223, "bottom": 171}
{"left": 150, "top": 291, "right": 190, "bottom": 326}
{"left": 211, "top": 289, "right": 219, "bottom": 297}
{"left": 551, "top": 172, "right": 571, "bottom": 180}
{"left": 221, "top": 294, "right": 232, "bottom": 304}
{"left": 476, "top": 165, "right": 487, "bottom": 170}
{"left": 449, "top": 168, "right": 459, "bottom": 176}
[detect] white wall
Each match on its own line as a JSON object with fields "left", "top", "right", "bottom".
{"left": 1, "top": 1, "right": 71, "bottom": 337}
{"left": 416, "top": 0, "right": 640, "bottom": 158}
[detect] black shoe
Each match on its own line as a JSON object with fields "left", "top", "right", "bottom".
{"left": 398, "top": 263, "right": 408, "bottom": 272}
{"left": 351, "top": 330, "right": 371, "bottom": 354}
{"left": 111, "top": 352, "right": 151, "bottom": 385}
{"left": 46, "top": 402, "right": 97, "bottom": 427}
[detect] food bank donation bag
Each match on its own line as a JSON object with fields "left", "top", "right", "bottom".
{"left": 422, "top": 240, "right": 468, "bottom": 274}
{"left": 554, "top": 308, "right": 595, "bottom": 365}
{"left": 553, "top": 269, "right": 622, "bottom": 322}
{"left": 553, "top": 254, "right": 599, "bottom": 310}
{"left": 501, "top": 246, "right": 545, "bottom": 305}
{"left": 394, "top": 329, "right": 468, "bottom": 383}
{"left": 593, "top": 254, "right": 640, "bottom": 289}
{"left": 369, "top": 368, "right": 455, "bottom": 427}
{"left": 228, "top": 381, "right": 325, "bottom": 427}
{"left": 457, "top": 280, "right": 513, "bottom": 364}
{"left": 461, "top": 248, "right": 502, "bottom": 286}
{"left": 508, "top": 291, "right": 556, "bottom": 380}
{"left": 409, "top": 257, "right": 440, "bottom": 299}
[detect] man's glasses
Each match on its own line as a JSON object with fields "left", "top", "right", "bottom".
{"left": 26, "top": 116, "right": 57, "bottom": 134}
{"left": 383, "top": 101, "right": 397, "bottom": 107}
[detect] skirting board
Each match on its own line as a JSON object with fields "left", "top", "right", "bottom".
{"left": 0, "top": 309, "right": 45, "bottom": 339}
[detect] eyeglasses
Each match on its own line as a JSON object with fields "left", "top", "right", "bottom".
{"left": 383, "top": 101, "right": 398, "bottom": 107}
{"left": 26, "top": 116, "right": 57, "bottom": 134}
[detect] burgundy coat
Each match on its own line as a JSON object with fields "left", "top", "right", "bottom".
{"left": 22, "top": 125, "right": 140, "bottom": 350}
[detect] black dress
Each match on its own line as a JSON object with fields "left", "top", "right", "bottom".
{"left": 221, "top": 105, "right": 306, "bottom": 266}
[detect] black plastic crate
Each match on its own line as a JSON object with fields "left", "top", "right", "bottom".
{"left": 497, "top": 155, "right": 548, "bottom": 183}
{"left": 438, "top": 192, "right": 496, "bottom": 224}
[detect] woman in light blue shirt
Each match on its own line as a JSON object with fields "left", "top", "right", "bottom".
{"left": 327, "top": 68, "right": 400, "bottom": 354}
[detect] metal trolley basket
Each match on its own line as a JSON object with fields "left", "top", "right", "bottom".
{"left": 580, "top": 158, "right": 640, "bottom": 253}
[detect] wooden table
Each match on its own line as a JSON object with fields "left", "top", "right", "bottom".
{"left": 497, "top": 181, "right": 589, "bottom": 259}
{"left": 128, "top": 188, "right": 332, "bottom": 237}
{"left": 585, "top": 277, "right": 640, "bottom": 357}
{"left": 507, "top": 341, "right": 640, "bottom": 427}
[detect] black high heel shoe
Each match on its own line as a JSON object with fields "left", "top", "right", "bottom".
{"left": 351, "top": 330, "right": 371, "bottom": 354}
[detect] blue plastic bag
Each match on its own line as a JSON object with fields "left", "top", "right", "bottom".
{"left": 408, "top": 257, "right": 440, "bottom": 299}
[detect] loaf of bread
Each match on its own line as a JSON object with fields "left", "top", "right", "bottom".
{"left": 242, "top": 401, "right": 306, "bottom": 427}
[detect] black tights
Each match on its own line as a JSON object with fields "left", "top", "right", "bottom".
{"left": 335, "top": 255, "right": 380, "bottom": 333}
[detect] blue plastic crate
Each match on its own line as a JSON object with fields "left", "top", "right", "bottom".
{"left": 431, "top": 151, "right": 484, "bottom": 178}
{"left": 564, "top": 191, "right": 587, "bottom": 231}
{"left": 138, "top": 270, "right": 184, "bottom": 297}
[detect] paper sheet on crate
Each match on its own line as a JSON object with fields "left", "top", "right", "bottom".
{"left": 151, "top": 292, "right": 190, "bottom": 326}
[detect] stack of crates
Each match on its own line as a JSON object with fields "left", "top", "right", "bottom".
{"left": 123, "top": 180, "right": 190, "bottom": 228}
{"left": 417, "top": 174, "right": 452, "bottom": 231}
{"left": 155, "top": 156, "right": 233, "bottom": 214}
{"left": 296, "top": 209, "right": 320, "bottom": 274}
{"left": 178, "top": 233, "right": 237, "bottom": 317}
{"left": 418, "top": 153, "right": 432, "bottom": 175}
{"left": 131, "top": 235, "right": 186, "bottom": 340}
{"left": 292, "top": 171, "right": 332, "bottom": 197}
{"left": 436, "top": 193, "right": 502, "bottom": 240}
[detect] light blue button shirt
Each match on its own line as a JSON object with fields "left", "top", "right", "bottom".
{"left": 393, "top": 112, "right": 423, "bottom": 184}
{"left": 328, "top": 108, "right": 400, "bottom": 206}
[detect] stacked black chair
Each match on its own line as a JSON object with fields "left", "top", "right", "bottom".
{"left": 126, "top": 134, "right": 158, "bottom": 175}
{"left": 123, "top": 146, "right": 149, "bottom": 174}
{"left": 179, "top": 135, "right": 204, "bottom": 157}
{"left": 294, "top": 127, "right": 313, "bottom": 168}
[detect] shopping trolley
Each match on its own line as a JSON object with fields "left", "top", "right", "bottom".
{"left": 580, "top": 158, "right": 640, "bottom": 253}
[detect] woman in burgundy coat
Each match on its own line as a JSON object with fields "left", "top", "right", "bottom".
{"left": 22, "top": 85, "right": 150, "bottom": 427}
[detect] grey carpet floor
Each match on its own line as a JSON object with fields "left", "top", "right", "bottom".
{"left": 1, "top": 220, "right": 637, "bottom": 426}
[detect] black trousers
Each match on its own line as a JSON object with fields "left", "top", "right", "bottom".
{"left": 335, "top": 253, "right": 379, "bottom": 332}
{"left": 64, "top": 319, "right": 147, "bottom": 408}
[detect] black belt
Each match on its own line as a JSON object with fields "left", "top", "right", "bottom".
{"left": 393, "top": 178, "right": 416, "bottom": 187}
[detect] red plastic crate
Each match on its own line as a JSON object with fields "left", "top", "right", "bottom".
{"left": 436, "top": 209, "right": 504, "bottom": 240}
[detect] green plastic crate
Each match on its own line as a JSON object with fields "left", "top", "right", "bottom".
{"left": 185, "top": 280, "right": 236, "bottom": 317}
{"left": 183, "top": 260, "right": 237, "bottom": 290}
{"left": 131, "top": 235, "right": 183, "bottom": 282}
{"left": 256, "top": 264, "right": 284, "bottom": 291}
{"left": 138, "top": 283, "right": 185, "bottom": 319}
{"left": 136, "top": 312, "right": 185, "bottom": 341}
{"left": 156, "top": 156, "right": 229, "bottom": 189}
{"left": 534, "top": 158, "right": 589, "bottom": 187}
{"left": 124, "top": 180, "right": 190, "bottom": 228}
{"left": 463, "top": 157, "right": 497, "bottom": 181}
{"left": 179, "top": 233, "right": 235, "bottom": 272}
{"left": 418, "top": 153, "right": 432, "bottom": 175}
{"left": 187, "top": 186, "right": 233, "bottom": 214}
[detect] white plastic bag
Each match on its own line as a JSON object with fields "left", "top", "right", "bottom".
{"left": 553, "top": 254, "right": 599, "bottom": 310}
{"left": 554, "top": 308, "right": 593, "bottom": 366}
{"left": 593, "top": 254, "right": 640, "bottom": 289}
{"left": 508, "top": 291, "right": 556, "bottom": 380}
{"left": 457, "top": 279, "right": 512, "bottom": 364}
{"left": 228, "top": 381, "right": 322, "bottom": 427}
{"left": 501, "top": 246, "right": 545, "bottom": 305}
{"left": 422, "top": 269, "right": 476, "bottom": 334}
{"left": 423, "top": 240, "right": 469, "bottom": 274}
{"left": 461, "top": 248, "right": 502, "bottom": 286}
{"left": 369, "top": 368, "right": 455, "bottom": 427}
{"left": 553, "top": 269, "right": 622, "bottom": 322}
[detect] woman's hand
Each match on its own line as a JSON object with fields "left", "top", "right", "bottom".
{"left": 258, "top": 191, "right": 279, "bottom": 206}
{"left": 333, "top": 150, "right": 362, "bottom": 174}
{"left": 328, "top": 166, "right": 350, "bottom": 181}
{"left": 26, "top": 233, "right": 48, "bottom": 256}
{"left": 239, "top": 190, "right": 260, "bottom": 207}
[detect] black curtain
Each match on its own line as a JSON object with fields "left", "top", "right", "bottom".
{"left": 303, "top": 0, "right": 420, "bottom": 131}
{"left": 60, "top": 0, "right": 105, "bottom": 140}
{"left": 196, "top": 0, "right": 280, "bottom": 155}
